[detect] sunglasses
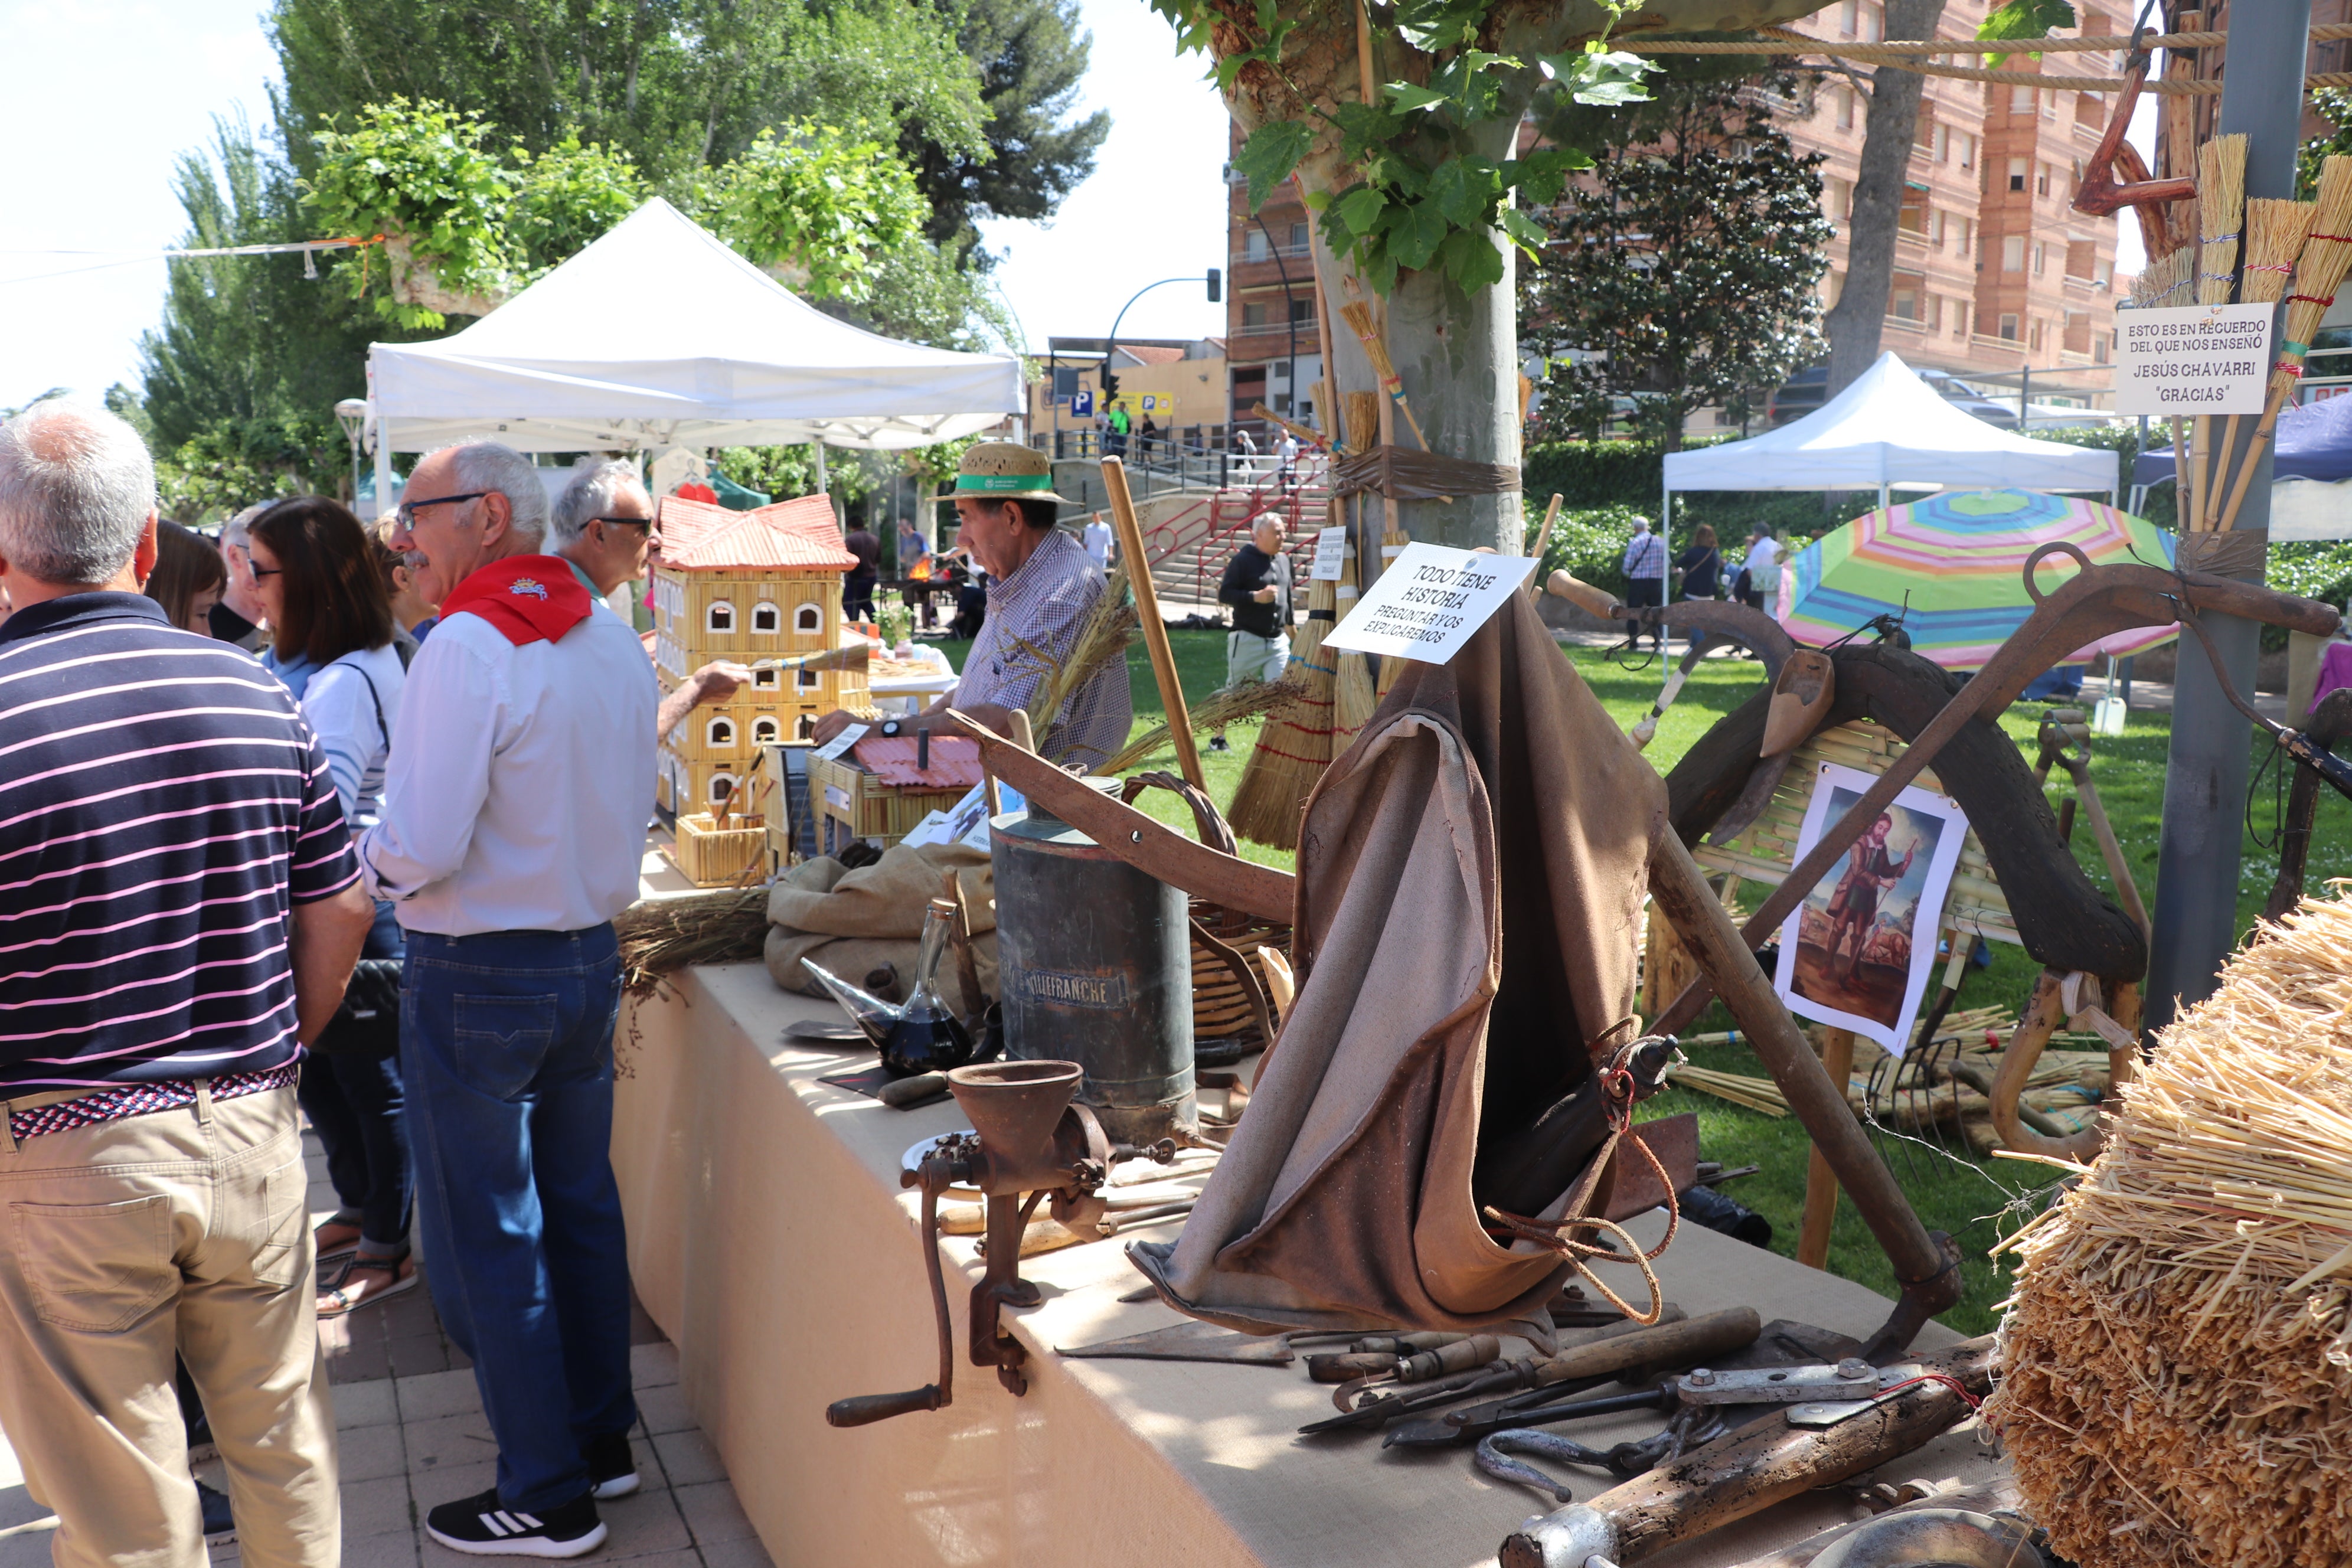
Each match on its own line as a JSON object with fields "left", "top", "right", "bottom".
{"left": 393, "top": 491, "right": 489, "bottom": 529}
{"left": 589, "top": 517, "right": 656, "bottom": 532}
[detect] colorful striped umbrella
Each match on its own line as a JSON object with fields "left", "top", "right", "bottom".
{"left": 1776, "top": 489, "right": 2178, "bottom": 671}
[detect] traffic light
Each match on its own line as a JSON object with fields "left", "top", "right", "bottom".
{"left": 1207, "top": 267, "right": 1221, "bottom": 303}
{"left": 1100, "top": 367, "right": 1121, "bottom": 401}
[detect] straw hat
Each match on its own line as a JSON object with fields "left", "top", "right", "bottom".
{"left": 937, "top": 440, "right": 1070, "bottom": 505}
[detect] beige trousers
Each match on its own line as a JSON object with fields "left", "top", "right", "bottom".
{"left": 0, "top": 1082, "right": 338, "bottom": 1568}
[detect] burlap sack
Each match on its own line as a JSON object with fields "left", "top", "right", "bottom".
{"left": 763, "top": 842, "right": 998, "bottom": 1015}
{"left": 1132, "top": 592, "right": 1667, "bottom": 1335}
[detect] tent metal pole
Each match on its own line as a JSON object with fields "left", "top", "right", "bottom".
{"left": 1660, "top": 475, "right": 1672, "bottom": 689}
{"left": 2143, "top": 0, "right": 2308, "bottom": 1039}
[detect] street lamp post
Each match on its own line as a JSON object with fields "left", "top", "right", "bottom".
{"left": 1250, "top": 214, "right": 1301, "bottom": 430}
{"left": 1102, "top": 270, "right": 1224, "bottom": 458}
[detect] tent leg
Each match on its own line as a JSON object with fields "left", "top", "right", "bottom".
{"left": 374, "top": 421, "right": 394, "bottom": 525}
{"left": 1877, "top": 482, "right": 1889, "bottom": 511}
{"left": 1659, "top": 479, "right": 1672, "bottom": 686}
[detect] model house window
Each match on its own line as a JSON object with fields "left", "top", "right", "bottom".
{"left": 794, "top": 603, "right": 821, "bottom": 633}
{"left": 752, "top": 717, "right": 780, "bottom": 744}
{"left": 2008, "top": 157, "right": 2027, "bottom": 193}
{"left": 1999, "top": 313, "right": 2020, "bottom": 341}
{"left": 752, "top": 603, "right": 780, "bottom": 633}
{"left": 708, "top": 773, "right": 736, "bottom": 803}
{"left": 707, "top": 600, "right": 735, "bottom": 633}
{"left": 797, "top": 714, "right": 816, "bottom": 740}
{"left": 2003, "top": 235, "right": 2026, "bottom": 272}
{"left": 754, "top": 668, "right": 779, "bottom": 689}
{"left": 798, "top": 667, "right": 821, "bottom": 690}
{"left": 707, "top": 717, "right": 736, "bottom": 749}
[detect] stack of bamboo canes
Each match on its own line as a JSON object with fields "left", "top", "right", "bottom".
{"left": 1988, "top": 891, "right": 2352, "bottom": 1568}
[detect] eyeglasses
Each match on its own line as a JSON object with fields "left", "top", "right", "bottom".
{"left": 250, "top": 565, "right": 285, "bottom": 580}
{"left": 589, "top": 517, "right": 656, "bottom": 533}
{"left": 393, "top": 491, "right": 489, "bottom": 528}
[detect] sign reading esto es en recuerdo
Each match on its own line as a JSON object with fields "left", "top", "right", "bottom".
{"left": 2114, "top": 303, "right": 2275, "bottom": 417}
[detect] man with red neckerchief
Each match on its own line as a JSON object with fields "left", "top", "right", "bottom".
{"left": 363, "top": 440, "right": 656, "bottom": 1559}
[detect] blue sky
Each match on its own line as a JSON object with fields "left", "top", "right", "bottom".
{"left": 0, "top": 0, "right": 1233, "bottom": 408}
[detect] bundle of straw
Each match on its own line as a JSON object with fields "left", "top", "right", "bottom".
{"left": 1227, "top": 578, "right": 1337, "bottom": 848}
{"left": 1988, "top": 890, "right": 2352, "bottom": 1568}
{"left": 2215, "top": 154, "right": 2352, "bottom": 532}
{"left": 1342, "top": 390, "right": 1381, "bottom": 455}
{"left": 2186, "top": 135, "right": 2248, "bottom": 534}
{"left": 1373, "top": 522, "right": 1410, "bottom": 702}
{"left": 1331, "top": 531, "right": 1379, "bottom": 750}
{"left": 2204, "top": 196, "right": 2315, "bottom": 525}
{"left": 616, "top": 887, "right": 770, "bottom": 997}
{"left": 1096, "top": 675, "right": 1306, "bottom": 776}
{"left": 1338, "top": 299, "right": 1430, "bottom": 451}
{"left": 1018, "top": 564, "right": 1140, "bottom": 743}
{"left": 2127, "top": 244, "right": 2193, "bottom": 310}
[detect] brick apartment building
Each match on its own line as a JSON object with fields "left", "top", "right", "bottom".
{"left": 1220, "top": 149, "right": 1324, "bottom": 433}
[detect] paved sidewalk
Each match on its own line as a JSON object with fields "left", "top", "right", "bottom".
{"left": 0, "top": 1129, "right": 771, "bottom": 1568}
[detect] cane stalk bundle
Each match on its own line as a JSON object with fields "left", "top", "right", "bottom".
{"left": 1227, "top": 578, "right": 1337, "bottom": 849}
{"left": 1342, "top": 390, "right": 1381, "bottom": 454}
{"left": 2128, "top": 245, "right": 2193, "bottom": 311}
{"left": 2181, "top": 135, "right": 2249, "bottom": 533}
{"left": 1667, "top": 1066, "right": 1790, "bottom": 1118}
{"left": 1332, "top": 535, "right": 1379, "bottom": 749}
{"left": 1097, "top": 675, "right": 1306, "bottom": 776}
{"left": 1338, "top": 299, "right": 1430, "bottom": 452}
{"left": 616, "top": 887, "right": 770, "bottom": 997}
{"left": 2206, "top": 197, "right": 2315, "bottom": 525}
{"left": 1017, "top": 564, "right": 1139, "bottom": 744}
{"left": 1373, "top": 521, "right": 1410, "bottom": 701}
{"left": 2214, "top": 155, "right": 2352, "bottom": 533}
{"left": 1988, "top": 891, "right": 2352, "bottom": 1568}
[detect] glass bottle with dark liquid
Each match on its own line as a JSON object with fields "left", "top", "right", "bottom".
{"left": 882, "top": 899, "right": 973, "bottom": 1076}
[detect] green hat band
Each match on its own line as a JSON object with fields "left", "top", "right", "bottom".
{"left": 955, "top": 472, "right": 1054, "bottom": 494}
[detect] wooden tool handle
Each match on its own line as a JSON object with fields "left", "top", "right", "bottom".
{"left": 1534, "top": 1305, "right": 1759, "bottom": 1389}
{"left": 825, "top": 1385, "right": 946, "bottom": 1427}
{"left": 1100, "top": 459, "right": 1203, "bottom": 789}
{"left": 1399, "top": 1334, "right": 1501, "bottom": 1383}
{"left": 1547, "top": 570, "right": 1623, "bottom": 620}
{"left": 1308, "top": 1352, "right": 1400, "bottom": 1383}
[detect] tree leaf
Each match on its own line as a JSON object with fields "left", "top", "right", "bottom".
{"left": 1384, "top": 82, "right": 1452, "bottom": 115}
{"left": 1977, "top": 0, "right": 2077, "bottom": 67}
{"left": 1336, "top": 184, "right": 1388, "bottom": 236}
{"left": 1388, "top": 198, "right": 1448, "bottom": 270}
{"left": 1439, "top": 227, "right": 1505, "bottom": 291}
{"left": 1234, "top": 119, "right": 1316, "bottom": 212}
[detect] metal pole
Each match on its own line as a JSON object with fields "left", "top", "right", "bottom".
{"left": 2144, "top": 0, "right": 2310, "bottom": 1037}
{"left": 2018, "top": 363, "right": 2029, "bottom": 430}
{"left": 1251, "top": 214, "right": 1299, "bottom": 423}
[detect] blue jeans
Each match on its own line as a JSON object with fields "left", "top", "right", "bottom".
{"left": 300, "top": 901, "right": 412, "bottom": 1254}
{"left": 401, "top": 924, "right": 635, "bottom": 1513}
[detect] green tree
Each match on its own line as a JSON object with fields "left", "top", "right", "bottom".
{"left": 1521, "top": 57, "right": 1832, "bottom": 452}
{"left": 904, "top": 0, "right": 1109, "bottom": 244}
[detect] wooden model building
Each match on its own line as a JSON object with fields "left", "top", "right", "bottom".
{"left": 651, "top": 492, "right": 866, "bottom": 814}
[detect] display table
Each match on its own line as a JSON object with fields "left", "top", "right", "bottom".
{"left": 609, "top": 959, "right": 2003, "bottom": 1568}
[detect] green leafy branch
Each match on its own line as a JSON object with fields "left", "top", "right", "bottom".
{"left": 701, "top": 121, "right": 930, "bottom": 304}
{"left": 301, "top": 98, "right": 517, "bottom": 329}
{"left": 1977, "top": 0, "right": 2078, "bottom": 70}
{"left": 1172, "top": 0, "right": 1655, "bottom": 296}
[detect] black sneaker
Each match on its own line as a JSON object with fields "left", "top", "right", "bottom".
{"left": 425, "top": 1487, "right": 606, "bottom": 1558}
{"left": 1208, "top": 736, "right": 1230, "bottom": 753}
{"left": 584, "top": 1432, "right": 639, "bottom": 1500}
{"left": 197, "top": 1478, "right": 235, "bottom": 1543}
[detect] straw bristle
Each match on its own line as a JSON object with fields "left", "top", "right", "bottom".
{"left": 616, "top": 887, "right": 769, "bottom": 997}
{"left": 1095, "top": 675, "right": 1306, "bottom": 776}
{"left": 1988, "top": 889, "right": 2352, "bottom": 1568}
{"left": 2275, "top": 156, "right": 2352, "bottom": 400}
{"left": 2240, "top": 200, "right": 2317, "bottom": 305}
{"left": 2128, "top": 246, "right": 2193, "bottom": 311}
{"left": 1339, "top": 299, "right": 1400, "bottom": 385}
{"left": 1343, "top": 390, "right": 1380, "bottom": 453}
{"left": 1373, "top": 525, "right": 1410, "bottom": 701}
{"left": 1227, "top": 578, "right": 1337, "bottom": 849}
{"left": 2197, "top": 134, "right": 2248, "bottom": 306}
{"left": 1332, "top": 536, "right": 1378, "bottom": 749}
{"left": 1020, "top": 564, "right": 1139, "bottom": 744}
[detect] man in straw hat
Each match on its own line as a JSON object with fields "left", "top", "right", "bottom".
{"left": 812, "top": 442, "right": 1131, "bottom": 768}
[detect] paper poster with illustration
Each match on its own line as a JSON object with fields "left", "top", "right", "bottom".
{"left": 1772, "top": 763, "right": 1969, "bottom": 1057}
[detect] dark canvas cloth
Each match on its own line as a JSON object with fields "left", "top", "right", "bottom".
{"left": 1132, "top": 592, "right": 1667, "bottom": 1335}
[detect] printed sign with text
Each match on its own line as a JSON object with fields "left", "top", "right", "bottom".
{"left": 1309, "top": 525, "right": 1349, "bottom": 581}
{"left": 2115, "top": 303, "right": 2275, "bottom": 416}
{"left": 1324, "top": 542, "right": 1538, "bottom": 664}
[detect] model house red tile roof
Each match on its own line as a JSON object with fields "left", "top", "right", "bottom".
{"left": 657, "top": 492, "right": 857, "bottom": 571}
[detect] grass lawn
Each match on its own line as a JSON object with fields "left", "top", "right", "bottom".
{"left": 934, "top": 629, "right": 2352, "bottom": 1335}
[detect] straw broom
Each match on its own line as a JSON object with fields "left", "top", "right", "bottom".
{"left": 2205, "top": 196, "right": 2314, "bottom": 524}
{"left": 1371, "top": 519, "right": 1411, "bottom": 702}
{"left": 2215, "top": 153, "right": 2352, "bottom": 532}
{"left": 1331, "top": 523, "right": 1378, "bottom": 750}
{"left": 2185, "top": 135, "right": 2248, "bottom": 534}
{"left": 1338, "top": 299, "right": 1431, "bottom": 452}
{"left": 2129, "top": 246, "right": 2196, "bottom": 509}
{"left": 1342, "top": 390, "right": 1380, "bottom": 455}
{"left": 1989, "top": 890, "right": 2352, "bottom": 1568}
{"left": 1227, "top": 577, "right": 1337, "bottom": 849}
{"left": 616, "top": 886, "right": 770, "bottom": 997}
{"left": 1096, "top": 675, "right": 1306, "bottom": 776}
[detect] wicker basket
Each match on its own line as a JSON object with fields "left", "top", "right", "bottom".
{"left": 1191, "top": 901, "right": 1290, "bottom": 1051}
{"left": 669, "top": 812, "right": 768, "bottom": 887}
{"left": 806, "top": 749, "right": 970, "bottom": 857}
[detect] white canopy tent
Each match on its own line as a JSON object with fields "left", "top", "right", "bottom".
{"left": 363, "top": 198, "right": 1021, "bottom": 502}
{"left": 1661, "top": 351, "right": 2118, "bottom": 506}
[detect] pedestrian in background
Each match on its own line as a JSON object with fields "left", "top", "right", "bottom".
{"left": 842, "top": 517, "right": 880, "bottom": 623}
{"left": 144, "top": 518, "right": 226, "bottom": 632}
{"left": 1213, "top": 513, "right": 1290, "bottom": 752}
{"left": 1743, "top": 524, "right": 1783, "bottom": 620}
{"left": 365, "top": 440, "right": 658, "bottom": 1557}
{"left": 1082, "top": 510, "right": 1113, "bottom": 570}
{"left": 249, "top": 495, "right": 417, "bottom": 1319}
{"left": 0, "top": 400, "right": 374, "bottom": 1568}
{"left": 1619, "top": 516, "right": 1667, "bottom": 654}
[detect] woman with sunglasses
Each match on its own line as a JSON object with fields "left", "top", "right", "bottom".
{"left": 247, "top": 496, "right": 417, "bottom": 1317}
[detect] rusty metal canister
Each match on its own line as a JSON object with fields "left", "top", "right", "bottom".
{"left": 990, "top": 782, "right": 1195, "bottom": 1143}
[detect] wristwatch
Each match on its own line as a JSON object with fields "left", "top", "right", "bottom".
{"left": 880, "top": 718, "right": 904, "bottom": 737}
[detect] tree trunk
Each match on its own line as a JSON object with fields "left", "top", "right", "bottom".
{"left": 1823, "top": 0, "right": 1947, "bottom": 394}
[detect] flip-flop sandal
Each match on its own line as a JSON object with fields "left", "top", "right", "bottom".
{"left": 317, "top": 1255, "right": 419, "bottom": 1318}
{"left": 313, "top": 1220, "right": 364, "bottom": 1265}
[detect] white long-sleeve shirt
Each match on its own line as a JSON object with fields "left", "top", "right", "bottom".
{"left": 358, "top": 605, "right": 657, "bottom": 936}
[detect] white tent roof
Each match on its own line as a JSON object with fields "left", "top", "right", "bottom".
{"left": 367, "top": 198, "right": 1021, "bottom": 454}
{"left": 1661, "top": 351, "right": 2116, "bottom": 494}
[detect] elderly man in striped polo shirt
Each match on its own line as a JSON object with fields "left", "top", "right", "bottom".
{"left": 811, "top": 442, "right": 1131, "bottom": 768}
{"left": 0, "top": 401, "right": 375, "bottom": 1568}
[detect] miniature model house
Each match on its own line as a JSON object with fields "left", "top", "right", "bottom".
{"left": 651, "top": 492, "right": 866, "bottom": 813}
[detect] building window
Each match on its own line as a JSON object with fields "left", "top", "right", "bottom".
{"left": 2036, "top": 162, "right": 2052, "bottom": 198}
{"left": 1999, "top": 313, "right": 2020, "bottom": 341}
{"left": 2033, "top": 241, "right": 2047, "bottom": 276}
{"left": 2030, "top": 319, "right": 2044, "bottom": 349}
{"left": 1245, "top": 229, "right": 1270, "bottom": 262}
{"left": 752, "top": 717, "right": 780, "bottom": 744}
{"left": 1931, "top": 123, "right": 1949, "bottom": 162}
{"left": 2041, "top": 88, "right": 2057, "bottom": 117}
{"left": 1899, "top": 195, "right": 1927, "bottom": 234}
{"left": 2094, "top": 337, "right": 2109, "bottom": 364}
{"left": 1861, "top": 3, "right": 1881, "bottom": 41}
{"left": 1242, "top": 300, "right": 1269, "bottom": 329}
{"left": 707, "top": 716, "right": 736, "bottom": 749}
{"left": 1289, "top": 295, "right": 1317, "bottom": 325}
{"left": 2008, "top": 157, "right": 2028, "bottom": 193}
{"left": 708, "top": 773, "right": 736, "bottom": 804}
{"left": 1960, "top": 132, "right": 1977, "bottom": 170}
{"left": 1288, "top": 221, "right": 1309, "bottom": 250}
{"left": 1835, "top": 88, "right": 1854, "bottom": 130}
{"left": 751, "top": 602, "right": 780, "bottom": 633}
{"left": 2003, "top": 234, "right": 2026, "bottom": 272}
{"left": 706, "top": 600, "right": 735, "bottom": 633}
{"left": 1956, "top": 301, "right": 1971, "bottom": 337}
{"left": 2094, "top": 257, "right": 2112, "bottom": 288}
{"left": 1959, "top": 218, "right": 1973, "bottom": 256}
{"left": 2012, "top": 85, "right": 2036, "bottom": 115}
{"left": 1931, "top": 209, "right": 1948, "bottom": 245}
{"left": 794, "top": 603, "right": 821, "bottom": 633}
{"left": 754, "top": 668, "right": 779, "bottom": 688}
{"left": 1839, "top": 0, "right": 1857, "bottom": 34}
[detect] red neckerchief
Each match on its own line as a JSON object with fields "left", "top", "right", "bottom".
{"left": 439, "top": 554, "right": 594, "bottom": 646}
